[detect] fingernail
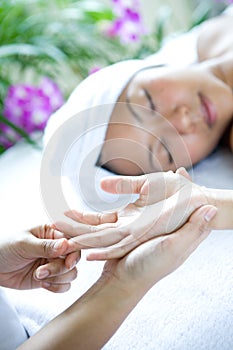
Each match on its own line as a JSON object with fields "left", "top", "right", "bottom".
{"left": 36, "top": 269, "right": 50, "bottom": 279}
{"left": 204, "top": 207, "right": 217, "bottom": 222}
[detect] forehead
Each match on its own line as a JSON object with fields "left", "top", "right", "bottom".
{"left": 128, "top": 64, "right": 196, "bottom": 87}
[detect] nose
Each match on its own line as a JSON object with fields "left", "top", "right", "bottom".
{"left": 170, "top": 105, "right": 195, "bottom": 134}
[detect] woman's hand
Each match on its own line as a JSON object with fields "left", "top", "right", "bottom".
{"left": 0, "top": 225, "right": 80, "bottom": 293}
{"left": 55, "top": 168, "right": 209, "bottom": 260}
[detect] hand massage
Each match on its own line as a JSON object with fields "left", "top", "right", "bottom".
{"left": 0, "top": 3, "right": 232, "bottom": 350}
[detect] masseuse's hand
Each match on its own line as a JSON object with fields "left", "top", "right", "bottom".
{"left": 55, "top": 168, "right": 209, "bottom": 260}
{"left": 101, "top": 205, "right": 217, "bottom": 294}
{"left": 0, "top": 225, "right": 80, "bottom": 293}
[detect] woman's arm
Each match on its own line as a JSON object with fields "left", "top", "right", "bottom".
{"left": 204, "top": 188, "right": 233, "bottom": 230}
{"left": 55, "top": 169, "right": 232, "bottom": 260}
{"left": 17, "top": 205, "right": 216, "bottom": 350}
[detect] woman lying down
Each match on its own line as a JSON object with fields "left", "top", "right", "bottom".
{"left": 0, "top": 5, "right": 232, "bottom": 350}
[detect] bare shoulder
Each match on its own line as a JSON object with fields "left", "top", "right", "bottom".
{"left": 197, "top": 14, "right": 233, "bottom": 61}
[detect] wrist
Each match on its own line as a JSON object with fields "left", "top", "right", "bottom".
{"left": 202, "top": 187, "right": 216, "bottom": 206}
{"left": 99, "top": 265, "right": 146, "bottom": 302}
{"left": 199, "top": 187, "right": 233, "bottom": 230}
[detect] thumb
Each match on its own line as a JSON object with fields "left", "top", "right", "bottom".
{"left": 180, "top": 204, "right": 217, "bottom": 244}
{"left": 26, "top": 235, "right": 70, "bottom": 259}
{"left": 101, "top": 175, "right": 147, "bottom": 194}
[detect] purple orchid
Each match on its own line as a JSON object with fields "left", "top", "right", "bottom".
{"left": 1, "top": 77, "right": 64, "bottom": 149}
{"left": 88, "top": 66, "right": 101, "bottom": 75}
{"left": 106, "top": 0, "right": 146, "bottom": 44}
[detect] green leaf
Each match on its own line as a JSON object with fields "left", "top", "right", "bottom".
{"left": 0, "top": 115, "right": 39, "bottom": 148}
{"left": 0, "top": 43, "right": 66, "bottom": 62}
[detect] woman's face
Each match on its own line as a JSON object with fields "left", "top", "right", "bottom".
{"left": 101, "top": 64, "right": 233, "bottom": 175}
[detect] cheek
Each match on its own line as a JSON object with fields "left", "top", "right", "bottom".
{"left": 150, "top": 80, "right": 189, "bottom": 112}
{"left": 103, "top": 142, "right": 149, "bottom": 175}
{"left": 182, "top": 135, "right": 215, "bottom": 165}
{"left": 103, "top": 126, "right": 152, "bottom": 174}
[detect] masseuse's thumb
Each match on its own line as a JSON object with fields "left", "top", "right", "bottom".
{"left": 177, "top": 204, "right": 217, "bottom": 249}
{"left": 25, "top": 234, "right": 75, "bottom": 259}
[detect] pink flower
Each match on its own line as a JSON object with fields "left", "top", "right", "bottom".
{"left": 89, "top": 66, "right": 101, "bottom": 75}
{"left": 0, "top": 126, "right": 20, "bottom": 149}
{"left": 106, "top": 0, "right": 146, "bottom": 44}
{"left": 1, "top": 77, "right": 64, "bottom": 149}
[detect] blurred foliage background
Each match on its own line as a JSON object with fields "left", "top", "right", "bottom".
{"left": 0, "top": 0, "right": 228, "bottom": 153}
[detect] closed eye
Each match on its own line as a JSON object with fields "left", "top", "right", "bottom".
{"left": 143, "top": 88, "right": 156, "bottom": 112}
{"left": 161, "top": 139, "right": 174, "bottom": 164}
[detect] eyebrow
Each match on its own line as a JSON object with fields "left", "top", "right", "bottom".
{"left": 126, "top": 88, "right": 155, "bottom": 123}
{"left": 143, "top": 88, "right": 156, "bottom": 111}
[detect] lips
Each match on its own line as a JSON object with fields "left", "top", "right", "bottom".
{"left": 199, "top": 93, "right": 217, "bottom": 128}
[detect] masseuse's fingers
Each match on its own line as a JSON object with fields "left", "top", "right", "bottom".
{"left": 34, "top": 258, "right": 78, "bottom": 292}
{"left": 24, "top": 230, "right": 79, "bottom": 260}
{"left": 65, "top": 209, "right": 117, "bottom": 225}
{"left": 119, "top": 205, "right": 218, "bottom": 288}
{"left": 41, "top": 282, "right": 72, "bottom": 293}
{"left": 160, "top": 205, "right": 217, "bottom": 266}
{"left": 64, "top": 251, "right": 81, "bottom": 270}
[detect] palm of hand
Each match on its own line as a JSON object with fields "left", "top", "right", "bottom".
{"left": 62, "top": 170, "right": 208, "bottom": 260}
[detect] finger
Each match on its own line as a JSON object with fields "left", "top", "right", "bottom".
{"left": 25, "top": 234, "right": 77, "bottom": 259}
{"left": 54, "top": 221, "right": 96, "bottom": 237}
{"left": 40, "top": 267, "right": 78, "bottom": 285}
{"left": 87, "top": 205, "right": 217, "bottom": 261}
{"left": 178, "top": 205, "right": 217, "bottom": 241}
{"left": 65, "top": 209, "right": 117, "bottom": 225}
{"left": 69, "top": 227, "right": 128, "bottom": 249}
{"left": 65, "top": 251, "right": 81, "bottom": 270}
{"left": 176, "top": 167, "right": 192, "bottom": 181}
{"left": 54, "top": 220, "right": 117, "bottom": 238}
{"left": 101, "top": 175, "right": 147, "bottom": 194}
{"left": 41, "top": 282, "right": 71, "bottom": 293}
{"left": 34, "top": 257, "right": 77, "bottom": 280}
{"left": 164, "top": 205, "right": 217, "bottom": 259}
{"left": 30, "top": 224, "right": 68, "bottom": 239}
{"left": 86, "top": 235, "right": 139, "bottom": 261}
